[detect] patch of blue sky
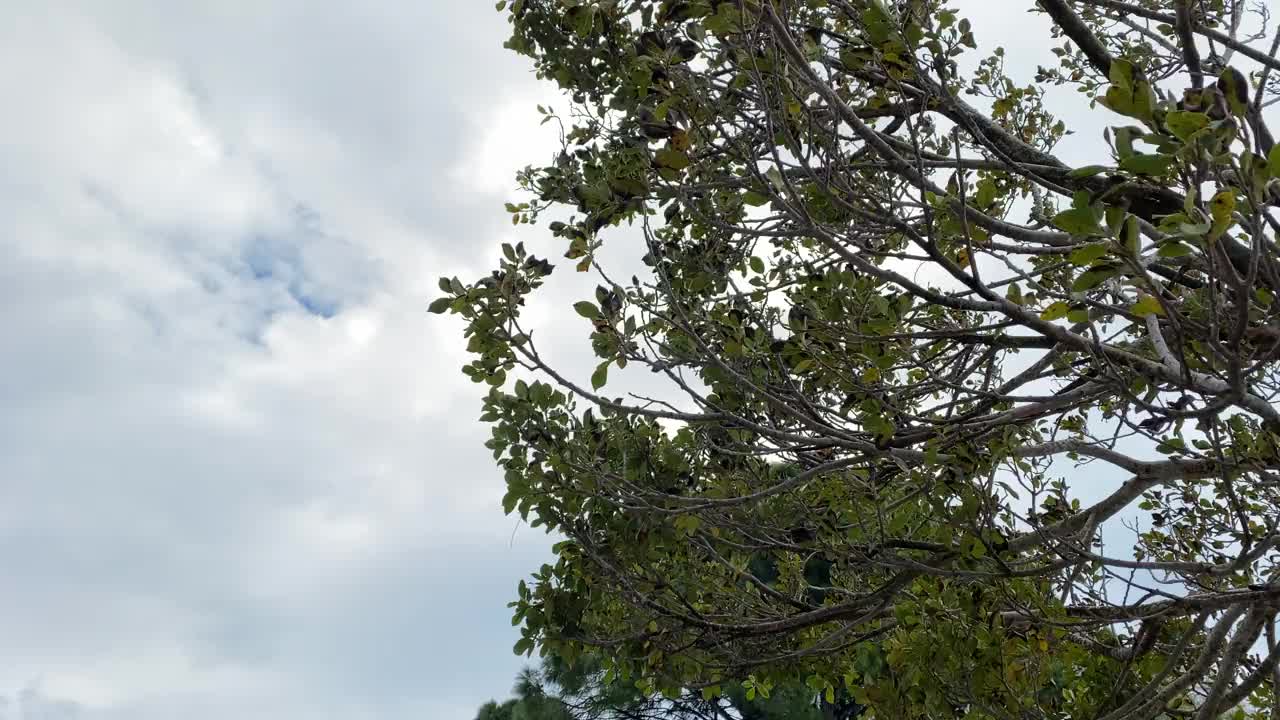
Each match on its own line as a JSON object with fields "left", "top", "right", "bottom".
{"left": 238, "top": 229, "right": 345, "bottom": 321}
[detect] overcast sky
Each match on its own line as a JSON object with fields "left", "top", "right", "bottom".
{"left": 2, "top": 2, "right": 1274, "bottom": 719}
{"left": 0, "top": 2, "right": 570, "bottom": 718}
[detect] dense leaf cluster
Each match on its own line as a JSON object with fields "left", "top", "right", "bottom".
{"left": 439, "top": 0, "right": 1280, "bottom": 717}
{"left": 475, "top": 654, "right": 829, "bottom": 720}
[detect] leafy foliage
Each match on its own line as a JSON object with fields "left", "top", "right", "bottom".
{"left": 442, "top": 0, "right": 1280, "bottom": 718}
{"left": 474, "top": 654, "right": 830, "bottom": 720}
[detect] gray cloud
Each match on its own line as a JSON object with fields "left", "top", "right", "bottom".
{"left": 0, "top": 2, "right": 561, "bottom": 718}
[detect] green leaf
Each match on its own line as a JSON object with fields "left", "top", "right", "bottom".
{"left": 1132, "top": 294, "right": 1165, "bottom": 317}
{"left": 1052, "top": 207, "right": 1104, "bottom": 236}
{"left": 428, "top": 297, "right": 453, "bottom": 314}
{"left": 1247, "top": 151, "right": 1270, "bottom": 191}
{"left": 1072, "top": 266, "right": 1118, "bottom": 291}
{"left": 1108, "top": 58, "right": 1134, "bottom": 90}
{"left": 1120, "top": 153, "right": 1174, "bottom": 176}
{"left": 1113, "top": 126, "right": 1140, "bottom": 159}
{"left": 840, "top": 46, "right": 872, "bottom": 70}
{"left": 765, "top": 166, "right": 785, "bottom": 191}
{"left": 975, "top": 178, "right": 998, "bottom": 208}
{"left": 968, "top": 535, "right": 987, "bottom": 559}
{"left": 609, "top": 176, "right": 648, "bottom": 197}
{"left": 572, "top": 5, "right": 595, "bottom": 38}
{"left": 743, "top": 190, "right": 769, "bottom": 206}
{"left": 1165, "top": 110, "right": 1209, "bottom": 141}
{"left": 1219, "top": 67, "right": 1250, "bottom": 116}
{"left": 1269, "top": 143, "right": 1280, "bottom": 179}
{"left": 674, "top": 515, "right": 701, "bottom": 536}
{"left": 1157, "top": 241, "right": 1194, "bottom": 258}
{"left": 1100, "top": 79, "right": 1156, "bottom": 123}
{"left": 1099, "top": 85, "right": 1135, "bottom": 119}
{"left": 749, "top": 256, "right": 765, "bottom": 274}
{"left": 1040, "top": 301, "right": 1072, "bottom": 321}
{"left": 591, "top": 361, "right": 610, "bottom": 390}
{"left": 1105, "top": 204, "right": 1127, "bottom": 234}
{"left": 1132, "top": 80, "right": 1156, "bottom": 122}
{"left": 574, "top": 301, "right": 602, "bottom": 319}
{"left": 1068, "top": 164, "right": 1110, "bottom": 179}
{"left": 1122, "top": 215, "right": 1141, "bottom": 255}
{"left": 862, "top": 0, "right": 895, "bottom": 44}
{"left": 1069, "top": 243, "right": 1109, "bottom": 266}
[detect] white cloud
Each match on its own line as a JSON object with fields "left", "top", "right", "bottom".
{"left": 0, "top": 3, "right": 554, "bottom": 719}
{"left": 449, "top": 87, "right": 565, "bottom": 196}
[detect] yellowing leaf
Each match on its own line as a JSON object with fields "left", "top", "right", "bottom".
{"left": 1208, "top": 189, "right": 1236, "bottom": 242}
{"left": 1165, "top": 110, "right": 1209, "bottom": 141}
{"left": 1040, "top": 301, "right": 1071, "bottom": 321}
{"left": 654, "top": 147, "right": 690, "bottom": 170}
{"left": 1132, "top": 294, "right": 1165, "bottom": 317}
{"left": 1209, "top": 190, "right": 1236, "bottom": 225}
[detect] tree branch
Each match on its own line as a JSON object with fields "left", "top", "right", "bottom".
{"left": 1175, "top": 0, "right": 1205, "bottom": 88}
{"left": 1039, "top": 0, "right": 1114, "bottom": 75}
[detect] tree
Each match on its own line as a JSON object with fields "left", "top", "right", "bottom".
{"left": 474, "top": 654, "right": 829, "bottom": 720}
{"left": 436, "top": 0, "right": 1280, "bottom": 717}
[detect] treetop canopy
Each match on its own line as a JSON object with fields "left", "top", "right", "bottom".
{"left": 436, "top": 1, "right": 1280, "bottom": 717}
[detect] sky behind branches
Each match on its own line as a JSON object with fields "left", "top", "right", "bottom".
{"left": 0, "top": 2, "right": 1272, "bottom": 719}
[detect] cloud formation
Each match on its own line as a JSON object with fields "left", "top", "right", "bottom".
{"left": 0, "top": 3, "right": 564, "bottom": 718}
